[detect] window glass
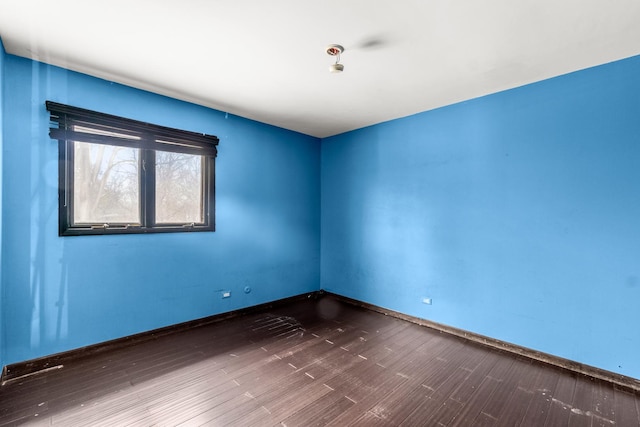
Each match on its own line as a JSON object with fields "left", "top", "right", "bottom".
{"left": 73, "top": 141, "right": 140, "bottom": 224}
{"left": 155, "top": 151, "right": 203, "bottom": 224}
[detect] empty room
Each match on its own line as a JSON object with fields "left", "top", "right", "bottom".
{"left": 1, "top": 1, "right": 639, "bottom": 426}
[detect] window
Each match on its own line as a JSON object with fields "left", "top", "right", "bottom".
{"left": 46, "top": 101, "right": 219, "bottom": 236}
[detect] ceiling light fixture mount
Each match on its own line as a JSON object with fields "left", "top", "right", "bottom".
{"left": 326, "top": 44, "right": 345, "bottom": 73}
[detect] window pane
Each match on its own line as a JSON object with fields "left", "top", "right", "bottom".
{"left": 155, "top": 151, "right": 203, "bottom": 224}
{"left": 73, "top": 141, "right": 140, "bottom": 224}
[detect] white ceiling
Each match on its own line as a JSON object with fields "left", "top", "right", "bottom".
{"left": 1, "top": 1, "right": 639, "bottom": 138}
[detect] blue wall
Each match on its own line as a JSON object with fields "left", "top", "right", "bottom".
{"left": 0, "top": 39, "right": 5, "bottom": 368}
{"left": 321, "top": 55, "right": 640, "bottom": 379}
{"left": 1, "top": 54, "right": 320, "bottom": 366}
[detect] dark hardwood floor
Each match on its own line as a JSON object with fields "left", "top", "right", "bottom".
{"left": 1, "top": 295, "right": 639, "bottom": 426}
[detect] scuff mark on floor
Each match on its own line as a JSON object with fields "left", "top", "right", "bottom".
{"left": 549, "top": 396, "right": 615, "bottom": 425}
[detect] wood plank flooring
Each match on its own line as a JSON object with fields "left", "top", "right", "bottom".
{"left": 1, "top": 295, "right": 638, "bottom": 426}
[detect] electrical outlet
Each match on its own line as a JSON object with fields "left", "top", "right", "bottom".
{"left": 422, "top": 298, "right": 432, "bottom": 305}
{"left": 222, "top": 291, "right": 231, "bottom": 298}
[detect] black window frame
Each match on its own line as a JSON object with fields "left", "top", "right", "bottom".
{"left": 46, "top": 101, "right": 219, "bottom": 236}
